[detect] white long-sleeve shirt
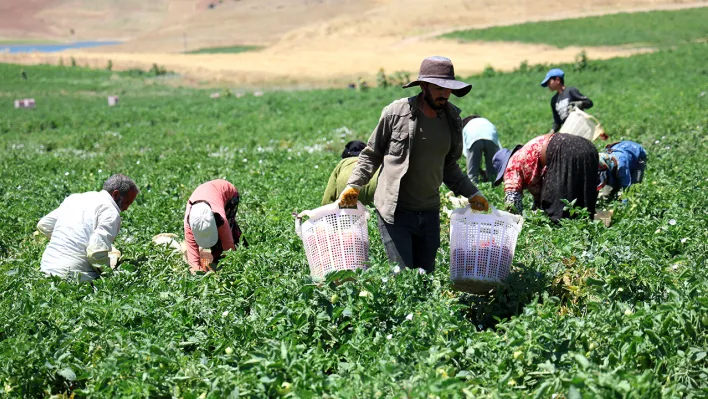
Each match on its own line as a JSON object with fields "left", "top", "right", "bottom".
{"left": 37, "top": 190, "right": 121, "bottom": 281}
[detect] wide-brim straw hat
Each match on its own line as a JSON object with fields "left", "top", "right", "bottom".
{"left": 402, "top": 56, "right": 472, "bottom": 97}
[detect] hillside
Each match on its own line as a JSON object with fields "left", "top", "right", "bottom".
{"left": 0, "top": 0, "right": 169, "bottom": 42}
{"left": 0, "top": 0, "right": 706, "bottom": 86}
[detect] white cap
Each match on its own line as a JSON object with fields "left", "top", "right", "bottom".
{"left": 189, "top": 202, "right": 218, "bottom": 248}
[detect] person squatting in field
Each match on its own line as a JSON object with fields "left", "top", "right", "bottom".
{"left": 322, "top": 140, "right": 379, "bottom": 207}
{"left": 339, "top": 56, "right": 489, "bottom": 274}
{"left": 493, "top": 133, "right": 599, "bottom": 222}
{"left": 541, "top": 68, "right": 594, "bottom": 134}
{"left": 598, "top": 140, "right": 648, "bottom": 199}
{"left": 184, "top": 179, "right": 247, "bottom": 273}
{"left": 462, "top": 115, "right": 501, "bottom": 183}
{"left": 37, "top": 174, "right": 139, "bottom": 281}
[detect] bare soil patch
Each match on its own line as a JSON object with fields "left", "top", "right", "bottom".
{"left": 0, "top": 0, "right": 57, "bottom": 40}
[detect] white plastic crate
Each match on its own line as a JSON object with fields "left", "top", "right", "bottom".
{"left": 14, "top": 98, "right": 36, "bottom": 109}
{"left": 295, "top": 202, "right": 370, "bottom": 279}
{"left": 450, "top": 206, "right": 523, "bottom": 294}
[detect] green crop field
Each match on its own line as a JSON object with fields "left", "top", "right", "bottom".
{"left": 0, "top": 22, "right": 706, "bottom": 399}
{"left": 442, "top": 7, "right": 708, "bottom": 48}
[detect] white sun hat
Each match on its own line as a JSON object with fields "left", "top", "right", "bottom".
{"left": 189, "top": 202, "right": 218, "bottom": 248}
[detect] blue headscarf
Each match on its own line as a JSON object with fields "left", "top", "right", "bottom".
{"left": 597, "top": 152, "right": 617, "bottom": 190}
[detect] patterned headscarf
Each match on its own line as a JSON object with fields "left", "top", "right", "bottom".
{"left": 597, "top": 152, "right": 617, "bottom": 190}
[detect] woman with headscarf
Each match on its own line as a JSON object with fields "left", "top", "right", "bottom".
{"left": 598, "top": 141, "right": 647, "bottom": 198}
{"left": 184, "top": 179, "right": 247, "bottom": 273}
{"left": 492, "top": 133, "right": 599, "bottom": 222}
{"left": 322, "top": 140, "right": 379, "bottom": 207}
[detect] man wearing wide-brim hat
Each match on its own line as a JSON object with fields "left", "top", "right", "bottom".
{"left": 338, "top": 56, "right": 489, "bottom": 274}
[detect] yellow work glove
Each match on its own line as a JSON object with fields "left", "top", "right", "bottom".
{"left": 338, "top": 185, "right": 360, "bottom": 208}
{"left": 468, "top": 192, "right": 489, "bottom": 212}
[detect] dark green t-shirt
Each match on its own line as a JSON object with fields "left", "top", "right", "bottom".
{"left": 398, "top": 113, "right": 451, "bottom": 211}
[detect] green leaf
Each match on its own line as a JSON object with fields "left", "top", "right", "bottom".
{"left": 568, "top": 385, "right": 581, "bottom": 399}
{"left": 573, "top": 354, "right": 590, "bottom": 370}
{"left": 57, "top": 367, "right": 76, "bottom": 381}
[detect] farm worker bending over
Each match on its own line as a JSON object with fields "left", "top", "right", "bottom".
{"left": 184, "top": 179, "right": 247, "bottom": 273}
{"left": 598, "top": 141, "right": 647, "bottom": 198}
{"left": 37, "top": 174, "right": 139, "bottom": 281}
{"left": 322, "top": 140, "right": 379, "bottom": 207}
{"left": 339, "top": 56, "right": 489, "bottom": 274}
{"left": 541, "top": 68, "right": 593, "bottom": 134}
{"left": 493, "top": 133, "right": 598, "bottom": 222}
{"left": 462, "top": 115, "right": 501, "bottom": 183}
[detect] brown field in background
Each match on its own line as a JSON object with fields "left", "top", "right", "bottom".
{"left": 1, "top": 0, "right": 705, "bottom": 87}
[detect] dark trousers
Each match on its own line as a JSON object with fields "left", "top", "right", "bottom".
{"left": 466, "top": 139, "right": 499, "bottom": 183}
{"left": 541, "top": 134, "right": 599, "bottom": 222}
{"left": 376, "top": 207, "right": 440, "bottom": 273}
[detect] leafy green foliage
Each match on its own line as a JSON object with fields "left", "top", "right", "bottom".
{"left": 149, "top": 63, "right": 169, "bottom": 76}
{"left": 376, "top": 68, "right": 411, "bottom": 88}
{"left": 442, "top": 8, "right": 708, "bottom": 48}
{"left": 0, "top": 36, "right": 706, "bottom": 398}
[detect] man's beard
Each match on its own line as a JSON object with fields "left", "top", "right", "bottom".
{"left": 114, "top": 196, "right": 124, "bottom": 210}
{"left": 423, "top": 88, "right": 448, "bottom": 111}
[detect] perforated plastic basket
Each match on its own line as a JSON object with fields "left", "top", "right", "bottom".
{"left": 449, "top": 206, "right": 523, "bottom": 294}
{"left": 559, "top": 108, "right": 605, "bottom": 141}
{"left": 295, "top": 202, "right": 370, "bottom": 279}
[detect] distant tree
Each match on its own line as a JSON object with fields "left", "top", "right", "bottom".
{"left": 482, "top": 64, "right": 496, "bottom": 78}
{"left": 149, "top": 63, "right": 168, "bottom": 76}
{"left": 516, "top": 60, "right": 530, "bottom": 73}
{"left": 388, "top": 70, "right": 410, "bottom": 86}
{"left": 376, "top": 68, "right": 388, "bottom": 88}
{"left": 356, "top": 77, "right": 368, "bottom": 92}
{"left": 574, "top": 51, "right": 589, "bottom": 72}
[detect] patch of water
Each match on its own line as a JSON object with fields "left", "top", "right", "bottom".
{"left": 1, "top": 41, "right": 122, "bottom": 54}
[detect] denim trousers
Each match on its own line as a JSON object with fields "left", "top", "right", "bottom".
{"left": 376, "top": 207, "right": 440, "bottom": 272}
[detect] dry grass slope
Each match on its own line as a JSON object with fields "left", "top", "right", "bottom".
{"left": 0, "top": 0, "right": 705, "bottom": 86}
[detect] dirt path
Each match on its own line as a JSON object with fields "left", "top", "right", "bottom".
{"left": 1, "top": 0, "right": 705, "bottom": 87}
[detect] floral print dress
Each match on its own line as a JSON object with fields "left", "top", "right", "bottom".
{"left": 503, "top": 134, "right": 551, "bottom": 214}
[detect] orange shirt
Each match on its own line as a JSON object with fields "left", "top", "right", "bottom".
{"left": 183, "top": 180, "right": 238, "bottom": 271}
